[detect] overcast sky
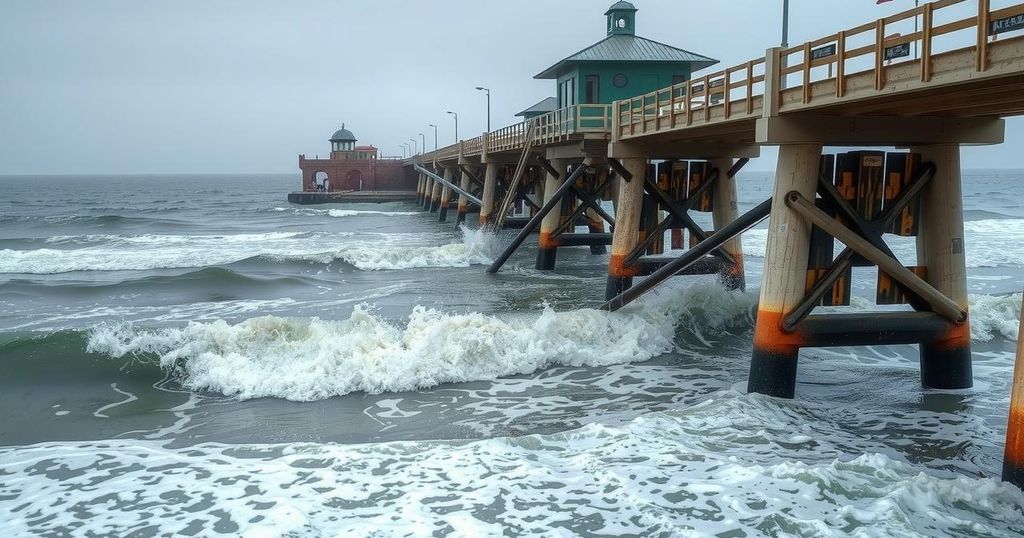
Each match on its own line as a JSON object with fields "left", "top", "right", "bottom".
{"left": 1, "top": 0, "right": 1020, "bottom": 174}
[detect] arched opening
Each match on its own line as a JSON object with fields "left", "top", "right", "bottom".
{"left": 313, "top": 171, "right": 329, "bottom": 192}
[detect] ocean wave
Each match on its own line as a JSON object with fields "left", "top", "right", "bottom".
{"left": 271, "top": 207, "right": 420, "bottom": 217}
{"left": 85, "top": 283, "right": 755, "bottom": 401}
{"left": 2, "top": 392, "right": 1021, "bottom": 536}
{"left": 0, "top": 229, "right": 487, "bottom": 274}
{"left": 741, "top": 217, "right": 1024, "bottom": 267}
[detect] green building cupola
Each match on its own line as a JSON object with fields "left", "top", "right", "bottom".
{"left": 605, "top": 1, "right": 637, "bottom": 36}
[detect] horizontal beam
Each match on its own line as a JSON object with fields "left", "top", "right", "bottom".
{"left": 756, "top": 115, "right": 1005, "bottom": 146}
{"left": 609, "top": 140, "right": 761, "bottom": 159}
{"left": 799, "top": 312, "right": 954, "bottom": 347}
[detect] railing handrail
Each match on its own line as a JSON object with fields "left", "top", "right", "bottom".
{"left": 613, "top": 0, "right": 1024, "bottom": 140}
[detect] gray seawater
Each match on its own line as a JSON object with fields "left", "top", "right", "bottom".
{"left": 1, "top": 172, "right": 1023, "bottom": 537}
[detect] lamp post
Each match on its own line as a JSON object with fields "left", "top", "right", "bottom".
{"left": 781, "top": 0, "right": 789, "bottom": 47}
{"left": 409, "top": 138, "right": 417, "bottom": 155}
{"left": 419, "top": 133, "right": 426, "bottom": 154}
{"left": 446, "top": 111, "right": 459, "bottom": 142}
{"left": 428, "top": 124, "right": 438, "bottom": 150}
{"left": 401, "top": 144, "right": 408, "bottom": 158}
{"left": 475, "top": 86, "right": 491, "bottom": 133}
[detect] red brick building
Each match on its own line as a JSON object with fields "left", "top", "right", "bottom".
{"left": 298, "top": 125, "right": 416, "bottom": 192}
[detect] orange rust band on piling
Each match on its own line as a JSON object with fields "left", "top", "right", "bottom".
{"left": 749, "top": 308, "right": 807, "bottom": 398}
{"left": 1005, "top": 296, "right": 1024, "bottom": 487}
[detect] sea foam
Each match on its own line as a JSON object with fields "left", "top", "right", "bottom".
{"left": 86, "top": 283, "right": 755, "bottom": 401}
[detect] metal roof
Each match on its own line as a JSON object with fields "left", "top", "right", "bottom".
{"left": 516, "top": 97, "right": 558, "bottom": 117}
{"left": 329, "top": 125, "right": 356, "bottom": 142}
{"left": 604, "top": 1, "right": 637, "bottom": 15}
{"left": 535, "top": 34, "right": 718, "bottom": 79}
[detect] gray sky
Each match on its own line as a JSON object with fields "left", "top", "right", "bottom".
{"left": 1, "top": 0, "right": 1020, "bottom": 174}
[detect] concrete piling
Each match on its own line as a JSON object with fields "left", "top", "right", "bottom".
{"left": 438, "top": 167, "right": 453, "bottom": 221}
{"left": 606, "top": 158, "right": 647, "bottom": 300}
{"left": 480, "top": 162, "right": 499, "bottom": 226}
{"left": 711, "top": 158, "right": 745, "bottom": 290}
{"left": 914, "top": 144, "right": 973, "bottom": 390}
{"left": 747, "top": 144, "right": 822, "bottom": 398}
{"left": 456, "top": 167, "right": 471, "bottom": 226}
{"left": 1003, "top": 293, "right": 1024, "bottom": 488}
{"left": 536, "top": 159, "right": 569, "bottom": 270}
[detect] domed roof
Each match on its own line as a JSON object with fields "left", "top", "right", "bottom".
{"left": 329, "top": 124, "right": 356, "bottom": 142}
{"left": 605, "top": 1, "right": 637, "bottom": 15}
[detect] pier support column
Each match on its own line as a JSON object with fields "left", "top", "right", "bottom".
{"left": 606, "top": 158, "right": 647, "bottom": 300}
{"left": 711, "top": 158, "right": 745, "bottom": 290}
{"left": 416, "top": 173, "right": 425, "bottom": 205}
{"left": 1004, "top": 294, "right": 1024, "bottom": 488}
{"left": 747, "top": 144, "right": 822, "bottom": 398}
{"left": 914, "top": 144, "right": 972, "bottom": 389}
{"left": 536, "top": 159, "right": 569, "bottom": 270}
{"left": 456, "top": 168, "right": 471, "bottom": 227}
{"left": 429, "top": 173, "right": 443, "bottom": 213}
{"left": 586, "top": 207, "right": 606, "bottom": 255}
{"left": 438, "top": 167, "right": 454, "bottom": 221}
{"left": 480, "top": 162, "right": 499, "bottom": 227}
{"left": 422, "top": 175, "right": 432, "bottom": 209}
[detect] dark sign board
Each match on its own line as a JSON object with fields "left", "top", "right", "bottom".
{"left": 990, "top": 13, "right": 1024, "bottom": 35}
{"left": 709, "top": 78, "right": 725, "bottom": 88}
{"left": 691, "top": 83, "right": 704, "bottom": 93}
{"left": 884, "top": 42, "right": 911, "bottom": 61}
{"left": 811, "top": 44, "right": 836, "bottom": 61}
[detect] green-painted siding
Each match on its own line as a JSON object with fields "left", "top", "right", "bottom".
{"left": 555, "top": 62, "right": 691, "bottom": 108}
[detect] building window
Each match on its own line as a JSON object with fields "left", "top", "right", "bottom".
{"left": 613, "top": 73, "right": 628, "bottom": 88}
{"left": 584, "top": 75, "right": 599, "bottom": 104}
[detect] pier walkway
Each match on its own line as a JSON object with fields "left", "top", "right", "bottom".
{"left": 401, "top": 0, "right": 1024, "bottom": 487}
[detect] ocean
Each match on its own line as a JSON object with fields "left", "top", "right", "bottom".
{"left": 1, "top": 172, "right": 1023, "bottom": 537}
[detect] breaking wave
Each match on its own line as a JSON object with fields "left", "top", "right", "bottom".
{"left": 271, "top": 207, "right": 420, "bottom": 217}
{"left": 0, "top": 228, "right": 490, "bottom": 274}
{"left": 85, "top": 283, "right": 756, "bottom": 401}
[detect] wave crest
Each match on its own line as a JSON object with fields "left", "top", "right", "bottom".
{"left": 85, "top": 283, "right": 754, "bottom": 401}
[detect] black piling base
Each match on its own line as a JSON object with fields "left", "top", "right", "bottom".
{"left": 605, "top": 276, "right": 633, "bottom": 302}
{"left": 438, "top": 205, "right": 448, "bottom": 222}
{"left": 747, "top": 347, "right": 799, "bottom": 399}
{"left": 536, "top": 247, "right": 557, "bottom": 271}
{"left": 456, "top": 210, "right": 466, "bottom": 226}
{"left": 920, "top": 343, "right": 973, "bottom": 390}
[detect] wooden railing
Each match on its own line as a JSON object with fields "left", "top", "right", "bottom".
{"left": 487, "top": 122, "right": 528, "bottom": 154}
{"left": 615, "top": 0, "right": 1024, "bottom": 140}
{"left": 616, "top": 58, "right": 766, "bottom": 138}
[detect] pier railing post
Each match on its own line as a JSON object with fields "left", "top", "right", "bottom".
{"left": 480, "top": 162, "right": 499, "bottom": 226}
{"left": 438, "top": 167, "right": 454, "bottom": 221}
{"left": 913, "top": 143, "right": 972, "bottom": 389}
{"left": 711, "top": 157, "right": 745, "bottom": 290}
{"left": 747, "top": 143, "right": 822, "bottom": 398}
{"left": 606, "top": 157, "right": 647, "bottom": 300}
{"left": 1004, "top": 293, "right": 1024, "bottom": 488}
{"left": 537, "top": 158, "right": 569, "bottom": 270}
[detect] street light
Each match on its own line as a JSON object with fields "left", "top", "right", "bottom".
{"left": 781, "top": 0, "right": 789, "bottom": 47}
{"left": 428, "top": 124, "right": 438, "bottom": 150}
{"left": 475, "top": 86, "right": 491, "bottom": 133}
{"left": 445, "top": 110, "right": 459, "bottom": 142}
{"left": 419, "top": 133, "right": 426, "bottom": 153}
{"left": 401, "top": 144, "right": 408, "bottom": 158}
{"left": 409, "top": 138, "right": 417, "bottom": 155}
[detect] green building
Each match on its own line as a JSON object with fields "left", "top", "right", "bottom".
{"left": 535, "top": 1, "right": 718, "bottom": 108}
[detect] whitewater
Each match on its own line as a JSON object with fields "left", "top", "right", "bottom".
{"left": 1, "top": 172, "right": 1023, "bottom": 536}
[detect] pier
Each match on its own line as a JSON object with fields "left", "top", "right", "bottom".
{"left": 325, "top": 0, "right": 1024, "bottom": 488}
